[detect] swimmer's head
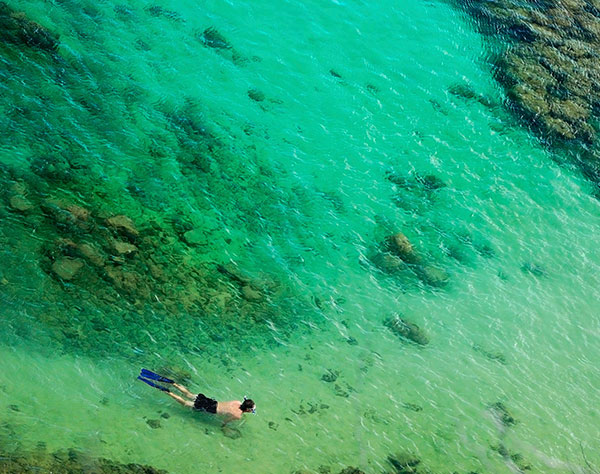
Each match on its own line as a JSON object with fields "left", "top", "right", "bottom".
{"left": 241, "top": 397, "right": 256, "bottom": 414}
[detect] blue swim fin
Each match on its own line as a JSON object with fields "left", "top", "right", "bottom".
{"left": 137, "top": 376, "right": 171, "bottom": 392}
{"left": 140, "top": 369, "right": 174, "bottom": 384}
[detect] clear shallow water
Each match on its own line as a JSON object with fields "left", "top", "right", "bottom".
{"left": 0, "top": 0, "right": 599, "bottom": 473}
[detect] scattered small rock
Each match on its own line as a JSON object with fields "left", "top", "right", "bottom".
{"left": 401, "top": 402, "right": 423, "bottom": 412}
{"left": 321, "top": 369, "right": 339, "bottom": 383}
{"left": 339, "top": 468, "right": 365, "bottom": 474}
{"left": 521, "top": 262, "right": 547, "bottom": 277}
{"left": 473, "top": 344, "right": 507, "bottom": 364}
{"left": 248, "top": 88, "right": 265, "bottom": 102}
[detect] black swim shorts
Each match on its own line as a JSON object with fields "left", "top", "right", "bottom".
{"left": 194, "top": 393, "right": 217, "bottom": 413}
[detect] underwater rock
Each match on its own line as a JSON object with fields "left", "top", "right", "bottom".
{"left": 106, "top": 215, "right": 139, "bottom": 240}
{"left": 248, "top": 88, "right": 265, "bottom": 102}
{"left": 146, "top": 419, "right": 161, "bottom": 429}
{"left": 64, "top": 204, "right": 90, "bottom": 222}
{"left": 385, "top": 232, "right": 421, "bottom": 264}
{"left": 104, "top": 266, "right": 150, "bottom": 299}
{"left": 415, "top": 265, "right": 449, "bottom": 287}
{"left": 51, "top": 257, "right": 84, "bottom": 281}
{"left": 199, "top": 27, "right": 232, "bottom": 49}
{"left": 339, "top": 468, "right": 365, "bottom": 474}
{"left": 77, "top": 243, "right": 105, "bottom": 266}
{"left": 448, "top": 83, "right": 495, "bottom": 108}
{"left": 8, "top": 195, "right": 33, "bottom": 212}
{"left": 520, "top": 262, "right": 547, "bottom": 277}
{"left": 216, "top": 262, "right": 249, "bottom": 285}
{"left": 241, "top": 284, "right": 263, "bottom": 302}
{"left": 386, "top": 172, "right": 446, "bottom": 192}
{"left": 183, "top": 228, "right": 208, "bottom": 246}
{"left": 473, "top": 344, "right": 507, "bottom": 364}
{"left": 401, "top": 402, "right": 423, "bottom": 412}
{"left": 384, "top": 315, "right": 429, "bottom": 346}
{"left": 387, "top": 452, "right": 421, "bottom": 473}
{"left": 30, "top": 155, "right": 74, "bottom": 183}
{"left": 0, "top": 2, "right": 60, "bottom": 52}
{"left": 370, "top": 252, "right": 409, "bottom": 275}
{"left": 321, "top": 369, "right": 339, "bottom": 383}
{"left": 491, "top": 444, "right": 532, "bottom": 471}
{"left": 112, "top": 240, "right": 137, "bottom": 256}
{"left": 144, "top": 5, "right": 184, "bottom": 22}
{"left": 415, "top": 174, "right": 447, "bottom": 191}
{"left": 489, "top": 401, "right": 517, "bottom": 427}
{"left": 217, "top": 262, "right": 268, "bottom": 302}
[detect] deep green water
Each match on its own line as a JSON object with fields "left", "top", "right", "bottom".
{"left": 1, "top": 0, "right": 599, "bottom": 473}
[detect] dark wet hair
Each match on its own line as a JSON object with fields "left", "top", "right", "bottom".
{"left": 240, "top": 398, "right": 255, "bottom": 412}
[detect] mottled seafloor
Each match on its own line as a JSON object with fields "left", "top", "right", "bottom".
{"left": 0, "top": 0, "right": 599, "bottom": 473}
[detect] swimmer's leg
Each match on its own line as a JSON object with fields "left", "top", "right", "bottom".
{"left": 168, "top": 391, "right": 194, "bottom": 408}
{"left": 172, "top": 383, "right": 196, "bottom": 400}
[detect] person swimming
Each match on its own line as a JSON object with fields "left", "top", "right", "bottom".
{"left": 137, "top": 369, "right": 256, "bottom": 423}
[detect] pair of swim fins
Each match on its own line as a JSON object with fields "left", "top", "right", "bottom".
{"left": 137, "top": 368, "right": 174, "bottom": 392}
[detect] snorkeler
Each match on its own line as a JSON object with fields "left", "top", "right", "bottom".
{"left": 137, "top": 369, "right": 256, "bottom": 423}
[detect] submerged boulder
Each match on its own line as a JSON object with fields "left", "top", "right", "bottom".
{"left": 415, "top": 265, "right": 449, "bottom": 287}
{"left": 51, "top": 257, "right": 84, "bottom": 280}
{"left": 106, "top": 215, "right": 139, "bottom": 240}
{"left": 9, "top": 195, "right": 33, "bottom": 212}
{"left": 385, "top": 232, "right": 421, "bottom": 264}
{"left": 384, "top": 315, "right": 429, "bottom": 346}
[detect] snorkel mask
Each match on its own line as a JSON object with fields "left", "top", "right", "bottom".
{"left": 243, "top": 396, "right": 256, "bottom": 414}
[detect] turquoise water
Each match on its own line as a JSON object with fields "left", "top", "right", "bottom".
{"left": 1, "top": 0, "right": 599, "bottom": 473}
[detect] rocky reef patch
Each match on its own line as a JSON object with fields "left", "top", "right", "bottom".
{"left": 453, "top": 0, "right": 600, "bottom": 187}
